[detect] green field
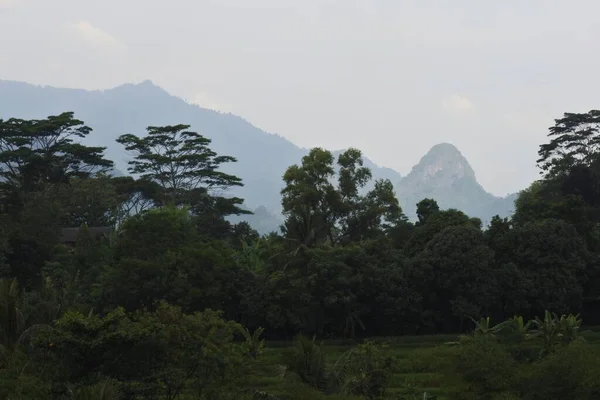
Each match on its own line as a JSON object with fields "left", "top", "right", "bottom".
{"left": 243, "top": 329, "right": 600, "bottom": 400}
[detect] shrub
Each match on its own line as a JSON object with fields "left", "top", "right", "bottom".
{"left": 406, "top": 345, "right": 459, "bottom": 373}
{"left": 519, "top": 342, "right": 600, "bottom": 400}
{"left": 331, "top": 341, "right": 393, "bottom": 400}
{"left": 285, "top": 335, "right": 328, "bottom": 390}
{"left": 453, "top": 336, "right": 518, "bottom": 399}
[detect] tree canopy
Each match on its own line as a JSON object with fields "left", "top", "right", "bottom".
{"left": 0, "top": 109, "right": 599, "bottom": 398}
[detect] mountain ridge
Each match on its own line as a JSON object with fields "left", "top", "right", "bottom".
{"left": 0, "top": 79, "right": 517, "bottom": 232}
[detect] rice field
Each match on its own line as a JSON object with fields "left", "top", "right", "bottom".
{"left": 243, "top": 328, "right": 600, "bottom": 400}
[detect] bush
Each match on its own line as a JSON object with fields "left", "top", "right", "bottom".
{"left": 285, "top": 335, "right": 328, "bottom": 390}
{"left": 453, "top": 337, "right": 518, "bottom": 399}
{"left": 404, "top": 345, "right": 459, "bottom": 373}
{"left": 253, "top": 380, "right": 362, "bottom": 400}
{"left": 519, "top": 342, "right": 600, "bottom": 399}
{"left": 331, "top": 341, "right": 393, "bottom": 400}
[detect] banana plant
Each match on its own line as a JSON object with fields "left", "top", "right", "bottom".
{"left": 531, "top": 310, "right": 561, "bottom": 356}
{"left": 470, "top": 317, "right": 504, "bottom": 338}
{"left": 497, "top": 315, "right": 533, "bottom": 344}
{"left": 556, "top": 313, "right": 584, "bottom": 345}
{"left": 240, "top": 326, "right": 265, "bottom": 359}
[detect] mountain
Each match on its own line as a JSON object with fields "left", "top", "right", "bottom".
{"left": 0, "top": 79, "right": 515, "bottom": 233}
{"left": 0, "top": 80, "right": 401, "bottom": 214}
{"left": 396, "top": 143, "right": 516, "bottom": 224}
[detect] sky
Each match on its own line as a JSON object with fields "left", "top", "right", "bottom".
{"left": 1, "top": 0, "right": 599, "bottom": 196}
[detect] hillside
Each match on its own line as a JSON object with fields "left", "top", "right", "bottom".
{"left": 0, "top": 79, "right": 516, "bottom": 232}
{"left": 396, "top": 143, "right": 517, "bottom": 224}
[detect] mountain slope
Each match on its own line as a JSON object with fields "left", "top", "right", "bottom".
{"left": 0, "top": 79, "right": 402, "bottom": 216}
{"left": 0, "top": 79, "right": 515, "bottom": 232}
{"left": 396, "top": 143, "right": 516, "bottom": 224}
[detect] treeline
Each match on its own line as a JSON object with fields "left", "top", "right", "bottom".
{"left": 0, "top": 110, "right": 600, "bottom": 397}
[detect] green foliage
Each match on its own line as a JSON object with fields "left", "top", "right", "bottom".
{"left": 404, "top": 208, "right": 481, "bottom": 257}
{"left": 453, "top": 336, "right": 518, "bottom": 398}
{"left": 416, "top": 198, "right": 440, "bottom": 226}
{"left": 281, "top": 147, "right": 405, "bottom": 247}
{"left": 2, "top": 108, "right": 600, "bottom": 398}
{"left": 519, "top": 343, "right": 600, "bottom": 400}
{"left": 116, "top": 124, "right": 245, "bottom": 214}
{"left": 497, "top": 316, "right": 532, "bottom": 344}
{"left": 241, "top": 326, "right": 266, "bottom": 359}
{"left": 24, "top": 302, "right": 243, "bottom": 399}
{"left": 332, "top": 341, "right": 393, "bottom": 399}
{"left": 537, "top": 110, "right": 600, "bottom": 179}
{"left": 0, "top": 112, "right": 113, "bottom": 198}
{"left": 286, "top": 334, "right": 328, "bottom": 390}
{"left": 407, "top": 225, "right": 495, "bottom": 331}
{"left": 64, "top": 379, "right": 123, "bottom": 400}
{"left": 530, "top": 310, "right": 584, "bottom": 357}
{"left": 470, "top": 317, "right": 504, "bottom": 339}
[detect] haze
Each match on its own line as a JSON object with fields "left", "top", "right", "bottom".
{"left": 1, "top": 0, "right": 599, "bottom": 196}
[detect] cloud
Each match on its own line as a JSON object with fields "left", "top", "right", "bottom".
{"left": 72, "top": 21, "right": 127, "bottom": 55}
{"left": 0, "top": 0, "right": 15, "bottom": 8}
{"left": 442, "top": 94, "right": 475, "bottom": 116}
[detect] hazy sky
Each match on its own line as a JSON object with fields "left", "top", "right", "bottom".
{"left": 1, "top": 0, "right": 599, "bottom": 196}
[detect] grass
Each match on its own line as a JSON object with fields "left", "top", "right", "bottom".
{"left": 245, "top": 334, "right": 461, "bottom": 399}
{"left": 243, "top": 327, "right": 600, "bottom": 399}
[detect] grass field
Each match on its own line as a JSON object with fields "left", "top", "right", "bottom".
{"left": 244, "top": 328, "right": 600, "bottom": 400}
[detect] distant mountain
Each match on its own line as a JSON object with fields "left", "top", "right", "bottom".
{"left": 0, "top": 79, "right": 515, "bottom": 233}
{"left": 0, "top": 80, "right": 399, "bottom": 213}
{"left": 396, "top": 143, "right": 516, "bottom": 224}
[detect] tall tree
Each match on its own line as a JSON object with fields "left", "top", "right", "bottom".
{"left": 281, "top": 147, "right": 405, "bottom": 247}
{"left": 408, "top": 225, "right": 496, "bottom": 332}
{"left": 116, "top": 124, "right": 243, "bottom": 210}
{"left": 537, "top": 110, "right": 600, "bottom": 179}
{"left": 0, "top": 112, "right": 113, "bottom": 208}
{"left": 281, "top": 148, "right": 338, "bottom": 246}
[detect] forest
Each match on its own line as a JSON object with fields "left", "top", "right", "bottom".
{"left": 0, "top": 110, "right": 599, "bottom": 399}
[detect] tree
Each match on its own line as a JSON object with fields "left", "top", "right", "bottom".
{"left": 116, "top": 124, "right": 244, "bottom": 212}
{"left": 416, "top": 198, "right": 440, "bottom": 226}
{"left": 537, "top": 110, "right": 600, "bottom": 179}
{"left": 510, "top": 219, "right": 587, "bottom": 316}
{"left": 343, "top": 179, "right": 407, "bottom": 243}
{"left": 407, "top": 225, "right": 496, "bottom": 332}
{"left": 48, "top": 175, "right": 121, "bottom": 227}
{"left": 29, "top": 304, "right": 244, "bottom": 399}
{"left": 281, "top": 147, "right": 405, "bottom": 247}
{"left": 101, "top": 207, "right": 246, "bottom": 315}
{"left": 404, "top": 208, "right": 482, "bottom": 257}
{"left": 0, "top": 218, "right": 8, "bottom": 277}
{"left": 111, "top": 176, "right": 163, "bottom": 222}
{"left": 281, "top": 148, "right": 339, "bottom": 246}
{"left": 0, "top": 112, "right": 113, "bottom": 205}
{"left": 485, "top": 215, "right": 514, "bottom": 265}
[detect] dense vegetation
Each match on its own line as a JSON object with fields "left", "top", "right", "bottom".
{"left": 0, "top": 109, "right": 599, "bottom": 399}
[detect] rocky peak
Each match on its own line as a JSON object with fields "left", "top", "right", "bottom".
{"left": 403, "top": 142, "right": 476, "bottom": 186}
